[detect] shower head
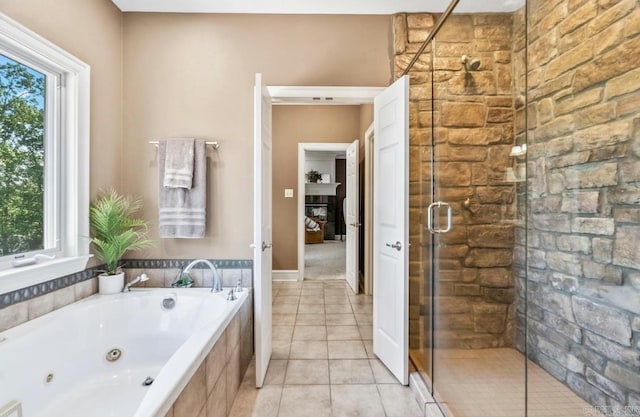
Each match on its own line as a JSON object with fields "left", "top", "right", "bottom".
{"left": 461, "top": 55, "right": 481, "bottom": 71}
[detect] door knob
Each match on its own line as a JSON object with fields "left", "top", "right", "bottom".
{"left": 385, "top": 241, "right": 402, "bottom": 251}
{"left": 262, "top": 242, "right": 272, "bottom": 251}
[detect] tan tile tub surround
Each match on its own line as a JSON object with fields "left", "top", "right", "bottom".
{"left": 164, "top": 290, "right": 253, "bottom": 417}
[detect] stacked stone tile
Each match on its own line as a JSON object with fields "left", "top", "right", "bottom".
{"left": 524, "top": 0, "right": 640, "bottom": 409}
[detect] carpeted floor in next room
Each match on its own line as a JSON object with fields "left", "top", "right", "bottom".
{"left": 304, "top": 240, "right": 346, "bottom": 280}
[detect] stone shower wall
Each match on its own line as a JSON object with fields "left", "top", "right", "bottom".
{"left": 525, "top": 0, "right": 640, "bottom": 409}
{"left": 396, "top": 12, "right": 519, "bottom": 350}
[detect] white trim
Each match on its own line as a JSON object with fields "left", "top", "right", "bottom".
{"left": 0, "top": 12, "right": 90, "bottom": 294}
{"left": 272, "top": 270, "right": 299, "bottom": 281}
{"left": 363, "top": 123, "right": 374, "bottom": 295}
{"left": 298, "top": 142, "right": 352, "bottom": 282}
{"left": 268, "top": 86, "right": 384, "bottom": 105}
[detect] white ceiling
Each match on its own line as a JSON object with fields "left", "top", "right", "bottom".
{"left": 111, "top": 0, "right": 525, "bottom": 14}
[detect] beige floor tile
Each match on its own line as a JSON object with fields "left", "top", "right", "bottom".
{"left": 273, "top": 295, "right": 300, "bottom": 305}
{"left": 292, "top": 325, "right": 327, "bottom": 341}
{"left": 329, "top": 359, "right": 375, "bottom": 384}
{"left": 325, "top": 303, "right": 353, "bottom": 314}
{"left": 369, "top": 359, "right": 399, "bottom": 384}
{"left": 285, "top": 359, "right": 330, "bottom": 385}
{"left": 327, "top": 325, "right": 361, "bottom": 341}
{"left": 278, "top": 385, "right": 331, "bottom": 417}
{"left": 363, "top": 340, "right": 377, "bottom": 359}
{"left": 331, "top": 384, "right": 386, "bottom": 417}
{"left": 228, "top": 384, "right": 282, "bottom": 417}
{"left": 302, "top": 281, "right": 325, "bottom": 288}
{"left": 328, "top": 341, "right": 368, "bottom": 359}
{"left": 272, "top": 326, "right": 294, "bottom": 341}
{"left": 324, "top": 289, "right": 349, "bottom": 297}
{"left": 272, "top": 314, "right": 296, "bottom": 326}
{"left": 299, "top": 295, "right": 325, "bottom": 304}
{"left": 377, "top": 384, "right": 423, "bottom": 417}
{"left": 354, "top": 313, "right": 373, "bottom": 325}
{"left": 325, "top": 296, "right": 350, "bottom": 304}
{"left": 326, "top": 313, "right": 357, "bottom": 326}
{"left": 349, "top": 294, "right": 373, "bottom": 304}
{"left": 289, "top": 341, "right": 329, "bottom": 359}
{"left": 350, "top": 303, "right": 373, "bottom": 314}
{"left": 264, "top": 359, "right": 288, "bottom": 385}
{"left": 273, "top": 304, "right": 298, "bottom": 314}
{"left": 301, "top": 288, "right": 324, "bottom": 296}
{"left": 278, "top": 288, "right": 302, "bottom": 296}
{"left": 241, "top": 359, "right": 257, "bottom": 385}
{"left": 272, "top": 340, "right": 291, "bottom": 359}
{"left": 295, "top": 313, "right": 326, "bottom": 326}
{"left": 324, "top": 281, "right": 348, "bottom": 288}
{"left": 298, "top": 304, "right": 325, "bottom": 314}
{"left": 358, "top": 324, "right": 373, "bottom": 340}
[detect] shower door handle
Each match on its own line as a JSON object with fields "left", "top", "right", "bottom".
{"left": 427, "top": 201, "right": 452, "bottom": 234}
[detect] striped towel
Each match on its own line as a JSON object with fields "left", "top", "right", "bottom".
{"left": 158, "top": 139, "right": 206, "bottom": 238}
{"left": 163, "top": 138, "right": 195, "bottom": 189}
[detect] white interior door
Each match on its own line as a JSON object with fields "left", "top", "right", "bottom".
{"left": 372, "top": 75, "right": 409, "bottom": 385}
{"left": 253, "top": 73, "right": 273, "bottom": 388}
{"left": 346, "top": 140, "right": 360, "bottom": 294}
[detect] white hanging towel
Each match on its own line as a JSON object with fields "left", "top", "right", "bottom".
{"left": 163, "top": 138, "right": 195, "bottom": 189}
{"left": 158, "top": 139, "right": 206, "bottom": 238}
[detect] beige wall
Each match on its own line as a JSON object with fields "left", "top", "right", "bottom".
{"left": 122, "top": 13, "right": 392, "bottom": 260}
{"left": 272, "top": 105, "right": 362, "bottom": 270}
{"left": 0, "top": 0, "right": 123, "bottom": 197}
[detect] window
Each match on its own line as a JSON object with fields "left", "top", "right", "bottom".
{"left": 0, "top": 13, "right": 90, "bottom": 293}
{"left": 0, "top": 54, "right": 48, "bottom": 257}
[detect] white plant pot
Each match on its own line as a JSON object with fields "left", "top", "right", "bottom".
{"left": 98, "top": 272, "right": 125, "bottom": 295}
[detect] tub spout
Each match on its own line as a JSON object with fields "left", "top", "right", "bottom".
{"left": 122, "top": 273, "right": 149, "bottom": 292}
{"left": 184, "top": 259, "right": 223, "bottom": 293}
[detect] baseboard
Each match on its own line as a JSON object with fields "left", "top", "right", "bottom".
{"left": 272, "top": 270, "right": 300, "bottom": 281}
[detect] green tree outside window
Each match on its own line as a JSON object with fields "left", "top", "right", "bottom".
{"left": 0, "top": 54, "right": 45, "bottom": 256}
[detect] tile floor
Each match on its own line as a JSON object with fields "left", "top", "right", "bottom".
{"left": 228, "top": 279, "right": 424, "bottom": 417}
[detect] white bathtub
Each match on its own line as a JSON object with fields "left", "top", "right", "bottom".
{"left": 0, "top": 287, "right": 248, "bottom": 417}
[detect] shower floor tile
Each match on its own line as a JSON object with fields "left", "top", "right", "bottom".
{"left": 431, "top": 348, "right": 604, "bottom": 417}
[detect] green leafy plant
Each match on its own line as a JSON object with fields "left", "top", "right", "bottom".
{"left": 90, "top": 189, "right": 153, "bottom": 275}
{"left": 306, "top": 169, "right": 322, "bottom": 183}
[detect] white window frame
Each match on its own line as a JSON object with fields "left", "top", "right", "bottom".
{"left": 0, "top": 13, "right": 90, "bottom": 294}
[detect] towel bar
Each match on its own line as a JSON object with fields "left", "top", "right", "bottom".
{"left": 149, "top": 140, "right": 220, "bottom": 150}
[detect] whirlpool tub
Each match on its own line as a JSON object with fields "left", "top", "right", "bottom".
{"left": 0, "top": 287, "right": 250, "bottom": 417}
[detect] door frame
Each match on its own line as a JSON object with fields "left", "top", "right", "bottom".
{"left": 297, "top": 142, "right": 352, "bottom": 282}
{"left": 363, "top": 122, "right": 374, "bottom": 295}
{"left": 265, "top": 85, "right": 384, "bottom": 283}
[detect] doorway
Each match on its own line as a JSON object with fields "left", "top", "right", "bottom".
{"left": 254, "top": 77, "right": 410, "bottom": 389}
{"left": 298, "top": 142, "right": 359, "bottom": 293}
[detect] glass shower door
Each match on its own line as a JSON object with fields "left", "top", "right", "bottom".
{"left": 429, "top": 2, "right": 527, "bottom": 416}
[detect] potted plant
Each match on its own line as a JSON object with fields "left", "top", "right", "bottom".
{"left": 90, "top": 189, "right": 153, "bottom": 294}
{"left": 306, "top": 169, "right": 322, "bottom": 183}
